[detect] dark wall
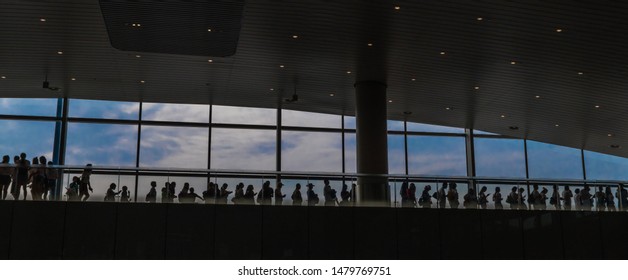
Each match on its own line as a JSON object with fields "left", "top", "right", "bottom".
{"left": 1, "top": 200, "right": 627, "bottom": 259}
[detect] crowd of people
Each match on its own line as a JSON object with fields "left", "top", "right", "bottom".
{"left": 0, "top": 153, "right": 60, "bottom": 201}
{"left": 402, "top": 182, "right": 628, "bottom": 211}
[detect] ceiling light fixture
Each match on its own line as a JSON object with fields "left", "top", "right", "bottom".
{"left": 501, "top": 115, "right": 505, "bottom": 118}
{"left": 510, "top": 61, "right": 517, "bottom": 65}
{"left": 555, "top": 124, "right": 559, "bottom": 127}
{"left": 292, "top": 35, "right": 298, "bottom": 39}
{"left": 208, "top": 59, "right": 213, "bottom": 63}
{"left": 578, "top": 72, "right": 584, "bottom": 75}
{"left": 71, "top": 77, "right": 76, "bottom": 81}
{"left": 207, "top": 28, "right": 212, "bottom": 32}
{"left": 595, "top": 105, "right": 600, "bottom": 108}
{"left": 556, "top": 28, "right": 563, "bottom": 33}
{"left": 346, "top": 71, "right": 352, "bottom": 74}
{"left": 477, "top": 17, "right": 483, "bottom": 21}
{"left": 329, "top": 93, "right": 335, "bottom": 97}
{"left": 40, "top": 18, "right": 47, "bottom": 22}
{"left": 388, "top": 99, "right": 393, "bottom": 103}
{"left": 440, "top": 51, "right": 446, "bottom": 55}
{"left": 367, "top": 43, "right": 373, "bottom": 47}
{"left": 279, "top": 65, "right": 285, "bottom": 68}
{"left": 1, "top": 76, "right": 6, "bottom": 79}
{"left": 474, "top": 86, "right": 480, "bottom": 90}
{"left": 394, "top": 6, "right": 400, "bottom": 10}
{"left": 140, "top": 80, "right": 145, "bottom": 84}
{"left": 57, "top": 51, "right": 63, "bottom": 55}
{"left": 608, "top": 133, "right": 613, "bottom": 137}
{"left": 411, "top": 78, "right": 416, "bottom": 81}
{"left": 270, "top": 88, "right": 274, "bottom": 91}
{"left": 445, "top": 107, "right": 452, "bottom": 110}
{"left": 535, "top": 95, "right": 540, "bottom": 99}
{"left": 135, "top": 54, "right": 141, "bottom": 58}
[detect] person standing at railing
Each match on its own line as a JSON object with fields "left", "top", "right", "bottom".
{"left": 506, "top": 187, "right": 518, "bottom": 209}
{"left": 104, "top": 183, "right": 120, "bottom": 202}
{"left": 447, "top": 182, "right": 459, "bottom": 209}
{"left": 232, "top": 183, "right": 244, "bottom": 204}
{"left": 493, "top": 187, "right": 503, "bottom": 210}
{"left": 419, "top": 185, "right": 432, "bottom": 208}
{"left": 243, "top": 184, "right": 257, "bottom": 205}
{"left": 463, "top": 186, "right": 478, "bottom": 209}
{"left": 595, "top": 186, "right": 606, "bottom": 211}
{"left": 306, "top": 183, "right": 319, "bottom": 206}
{"left": 574, "top": 188, "right": 582, "bottom": 210}
{"left": 219, "top": 183, "right": 232, "bottom": 204}
{"left": 517, "top": 187, "right": 527, "bottom": 210}
{"left": 339, "top": 184, "right": 351, "bottom": 206}
{"left": 539, "top": 187, "right": 548, "bottom": 210}
{"left": 14, "top": 153, "right": 30, "bottom": 200}
{"left": 66, "top": 176, "right": 80, "bottom": 201}
{"left": 323, "top": 179, "right": 337, "bottom": 207}
{"left": 0, "top": 155, "right": 11, "bottom": 200}
{"left": 399, "top": 182, "right": 410, "bottom": 207}
{"left": 478, "top": 186, "right": 489, "bottom": 210}
{"left": 435, "top": 182, "right": 447, "bottom": 209}
{"left": 529, "top": 184, "right": 540, "bottom": 210}
{"left": 257, "top": 181, "right": 273, "bottom": 205}
{"left": 38, "top": 156, "right": 49, "bottom": 200}
{"left": 615, "top": 185, "right": 628, "bottom": 211}
{"left": 605, "top": 186, "right": 616, "bottom": 212}
{"left": 550, "top": 185, "right": 560, "bottom": 210}
{"left": 179, "top": 183, "right": 190, "bottom": 203}
{"left": 28, "top": 157, "right": 44, "bottom": 200}
{"left": 275, "top": 182, "right": 286, "bottom": 206}
{"left": 562, "top": 186, "right": 573, "bottom": 210}
{"left": 46, "top": 161, "right": 60, "bottom": 201}
{"left": 161, "top": 182, "right": 169, "bottom": 203}
{"left": 120, "top": 186, "right": 131, "bottom": 202}
{"left": 581, "top": 185, "right": 593, "bottom": 211}
{"left": 408, "top": 183, "right": 417, "bottom": 208}
{"left": 79, "top": 164, "right": 93, "bottom": 201}
{"left": 168, "top": 182, "right": 177, "bottom": 203}
{"left": 291, "top": 183, "right": 303, "bottom": 206}
{"left": 146, "top": 181, "right": 157, "bottom": 203}
{"left": 188, "top": 187, "right": 204, "bottom": 203}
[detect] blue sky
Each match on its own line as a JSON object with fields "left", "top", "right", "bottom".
{"left": 1, "top": 97, "right": 628, "bottom": 203}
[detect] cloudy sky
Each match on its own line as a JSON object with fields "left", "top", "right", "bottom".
{"left": 1, "top": 97, "right": 628, "bottom": 205}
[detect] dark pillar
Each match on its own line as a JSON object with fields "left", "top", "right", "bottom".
{"left": 354, "top": 81, "right": 389, "bottom": 206}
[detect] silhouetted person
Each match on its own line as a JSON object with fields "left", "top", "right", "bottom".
{"left": 463, "top": 186, "right": 478, "bottom": 209}
{"left": 400, "top": 182, "right": 410, "bottom": 207}
{"left": 220, "top": 183, "right": 232, "bottom": 204}
{"left": 419, "top": 185, "right": 432, "bottom": 208}
{"left": 0, "top": 155, "right": 11, "bottom": 200}
{"left": 202, "top": 182, "right": 216, "bottom": 204}
{"left": 168, "top": 182, "right": 177, "bottom": 203}
{"left": 179, "top": 183, "right": 190, "bottom": 203}
{"left": 79, "top": 164, "right": 93, "bottom": 201}
{"left": 232, "top": 183, "right": 244, "bottom": 204}
{"left": 493, "top": 187, "right": 503, "bottom": 210}
{"left": 517, "top": 187, "right": 527, "bottom": 210}
{"left": 120, "top": 186, "right": 131, "bottom": 202}
{"left": 478, "top": 186, "right": 489, "bottom": 210}
{"left": 104, "top": 183, "right": 120, "bottom": 202}
{"left": 188, "top": 187, "right": 204, "bottom": 203}
{"left": 581, "top": 185, "right": 593, "bottom": 211}
{"left": 323, "top": 179, "right": 337, "bottom": 206}
{"left": 574, "top": 188, "right": 582, "bottom": 210}
{"left": 46, "top": 161, "right": 60, "bottom": 200}
{"left": 291, "top": 183, "right": 303, "bottom": 206}
{"left": 408, "top": 183, "right": 417, "bottom": 208}
{"left": 539, "top": 187, "right": 548, "bottom": 210}
{"left": 66, "top": 176, "right": 80, "bottom": 201}
{"left": 617, "top": 185, "right": 628, "bottom": 210}
{"left": 436, "top": 182, "right": 448, "bottom": 208}
{"left": 275, "top": 182, "right": 286, "bottom": 205}
{"left": 507, "top": 186, "right": 518, "bottom": 209}
{"left": 15, "top": 153, "right": 30, "bottom": 200}
{"left": 595, "top": 186, "right": 606, "bottom": 211}
{"left": 447, "top": 182, "right": 459, "bottom": 209}
{"left": 9, "top": 155, "right": 19, "bottom": 199}
{"left": 243, "top": 184, "right": 257, "bottom": 205}
{"left": 162, "top": 182, "right": 169, "bottom": 203}
{"left": 340, "top": 184, "right": 351, "bottom": 206}
{"left": 29, "top": 157, "right": 45, "bottom": 200}
{"left": 562, "top": 185, "right": 573, "bottom": 210}
{"left": 257, "top": 181, "right": 273, "bottom": 205}
{"left": 550, "top": 185, "right": 561, "bottom": 210}
{"left": 306, "top": 183, "right": 319, "bottom": 206}
{"left": 606, "top": 186, "right": 616, "bottom": 212}
{"left": 146, "top": 181, "right": 157, "bottom": 203}
{"left": 529, "top": 184, "right": 540, "bottom": 210}
{"left": 38, "top": 156, "right": 49, "bottom": 200}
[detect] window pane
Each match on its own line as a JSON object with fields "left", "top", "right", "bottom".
{"left": 211, "top": 128, "right": 275, "bottom": 170}
{"left": 69, "top": 99, "right": 139, "bottom": 120}
{"left": 344, "top": 116, "right": 356, "bottom": 129}
{"left": 406, "top": 122, "right": 464, "bottom": 133}
{"left": 142, "top": 102, "right": 209, "bottom": 123}
{"left": 584, "top": 151, "right": 628, "bottom": 181}
{"left": 66, "top": 123, "right": 138, "bottom": 166}
{"left": 388, "top": 120, "right": 404, "bottom": 131}
{"left": 211, "top": 105, "right": 276, "bottom": 125}
{"left": 345, "top": 133, "right": 356, "bottom": 173}
{"left": 140, "top": 126, "right": 209, "bottom": 169}
{"left": 0, "top": 120, "right": 56, "bottom": 159}
{"left": 407, "top": 136, "right": 466, "bottom": 176}
{"left": 0, "top": 98, "right": 59, "bottom": 117}
{"left": 282, "top": 109, "right": 341, "bottom": 128}
{"left": 389, "top": 134, "right": 406, "bottom": 174}
{"left": 282, "top": 131, "right": 342, "bottom": 172}
{"left": 474, "top": 138, "right": 526, "bottom": 178}
{"left": 527, "top": 141, "right": 583, "bottom": 179}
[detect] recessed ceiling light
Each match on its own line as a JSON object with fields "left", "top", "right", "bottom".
{"left": 1, "top": 76, "right": 6, "bottom": 79}
{"left": 445, "top": 107, "right": 452, "bottom": 110}
{"left": 208, "top": 59, "right": 213, "bottom": 63}
{"left": 556, "top": 28, "right": 563, "bottom": 33}
{"left": 131, "top": 23, "right": 141, "bottom": 27}
{"left": 388, "top": 99, "right": 393, "bottom": 103}
{"left": 329, "top": 93, "right": 335, "bottom": 97}
{"left": 535, "top": 95, "right": 540, "bottom": 99}
{"left": 440, "top": 51, "right": 446, "bottom": 55}
{"left": 578, "top": 72, "right": 584, "bottom": 75}
{"left": 367, "top": 43, "right": 373, "bottom": 47}
{"left": 555, "top": 124, "right": 559, "bottom": 127}
{"left": 40, "top": 18, "right": 46, "bottom": 22}
{"left": 608, "top": 133, "right": 613, "bottom": 137}
{"left": 279, "top": 65, "right": 285, "bottom": 68}
{"left": 595, "top": 105, "right": 600, "bottom": 108}
{"left": 71, "top": 77, "right": 76, "bottom": 81}
{"left": 394, "top": 6, "right": 400, "bottom": 10}
{"left": 346, "top": 71, "right": 352, "bottom": 74}
{"left": 270, "top": 88, "right": 274, "bottom": 91}
{"left": 477, "top": 17, "right": 483, "bottom": 21}
{"left": 474, "top": 86, "right": 480, "bottom": 90}
{"left": 500, "top": 115, "right": 505, "bottom": 118}
{"left": 140, "top": 80, "right": 145, "bottom": 84}
{"left": 510, "top": 61, "right": 517, "bottom": 65}
{"left": 207, "top": 28, "right": 212, "bottom": 32}
{"left": 135, "top": 54, "right": 141, "bottom": 58}
{"left": 57, "top": 51, "right": 63, "bottom": 55}
{"left": 611, "top": 144, "right": 621, "bottom": 149}
{"left": 411, "top": 78, "right": 416, "bottom": 81}
{"left": 292, "top": 35, "right": 298, "bottom": 39}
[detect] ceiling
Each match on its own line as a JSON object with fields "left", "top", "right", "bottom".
{"left": 1, "top": 0, "right": 628, "bottom": 158}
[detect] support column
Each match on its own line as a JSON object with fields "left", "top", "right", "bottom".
{"left": 354, "top": 80, "right": 389, "bottom": 206}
